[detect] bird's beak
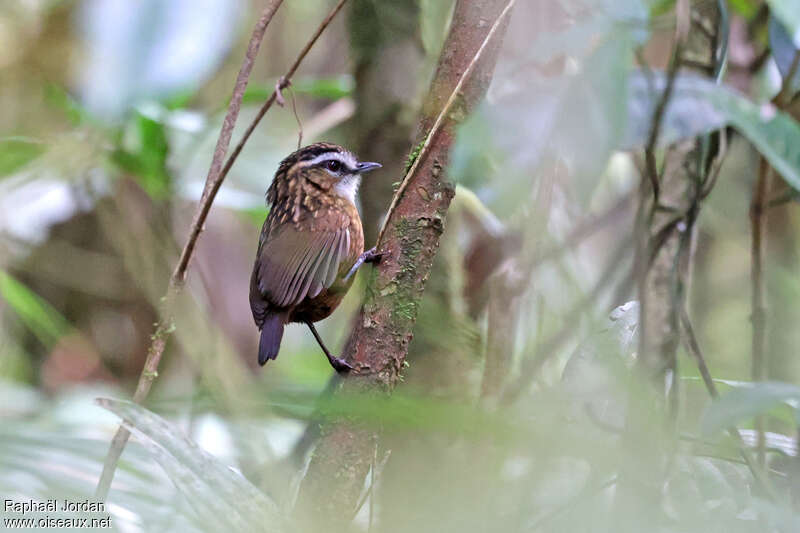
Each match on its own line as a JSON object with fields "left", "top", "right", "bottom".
{"left": 355, "top": 162, "right": 382, "bottom": 174}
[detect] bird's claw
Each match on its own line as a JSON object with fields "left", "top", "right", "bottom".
{"left": 343, "top": 247, "right": 388, "bottom": 282}
{"left": 364, "top": 246, "right": 387, "bottom": 264}
{"left": 330, "top": 356, "right": 353, "bottom": 373}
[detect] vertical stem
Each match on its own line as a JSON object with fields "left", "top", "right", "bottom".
{"left": 750, "top": 156, "right": 770, "bottom": 467}
{"left": 480, "top": 265, "right": 520, "bottom": 402}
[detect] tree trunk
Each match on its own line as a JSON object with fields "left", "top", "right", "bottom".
{"left": 294, "top": 0, "right": 511, "bottom": 527}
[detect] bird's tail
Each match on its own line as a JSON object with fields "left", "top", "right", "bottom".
{"left": 258, "top": 313, "right": 286, "bottom": 366}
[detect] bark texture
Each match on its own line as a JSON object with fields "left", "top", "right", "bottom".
{"left": 294, "top": 0, "right": 510, "bottom": 526}
{"left": 637, "top": 141, "right": 696, "bottom": 380}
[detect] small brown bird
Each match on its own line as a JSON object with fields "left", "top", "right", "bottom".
{"left": 249, "top": 143, "right": 383, "bottom": 372}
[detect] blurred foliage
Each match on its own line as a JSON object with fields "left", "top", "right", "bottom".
{"left": 241, "top": 75, "right": 355, "bottom": 105}
{"left": 0, "top": 269, "right": 72, "bottom": 348}
{"left": 0, "top": 138, "right": 45, "bottom": 177}
{"left": 623, "top": 70, "right": 800, "bottom": 189}
{"left": 769, "top": 14, "right": 800, "bottom": 94}
{"left": 111, "top": 112, "right": 171, "bottom": 199}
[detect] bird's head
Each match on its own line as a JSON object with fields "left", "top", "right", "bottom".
{"left": 270, "top": 143, "right": 381, "bottom": 205}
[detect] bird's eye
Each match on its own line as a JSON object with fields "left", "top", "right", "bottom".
{"left": 326, "top": 160, "right": 341, "bottom": 172}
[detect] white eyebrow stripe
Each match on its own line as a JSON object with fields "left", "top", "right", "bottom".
{"left": 301, "top": 151, "right": 357, "bottom": 170}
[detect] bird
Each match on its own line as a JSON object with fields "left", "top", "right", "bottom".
{"left": 249, "top": 142, "right": 383, "bottom": 372}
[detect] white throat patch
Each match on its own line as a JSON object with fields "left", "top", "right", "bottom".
{"left": 335, "top": 175, "right": 361, "bottom": 205}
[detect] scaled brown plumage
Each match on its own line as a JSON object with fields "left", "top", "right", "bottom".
{"left": 249, "top": 143, "right": 382, "bottom": 372}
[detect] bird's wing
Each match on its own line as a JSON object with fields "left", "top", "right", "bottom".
{"left": 251, "top": 212, "right": 350, "bottom": 311}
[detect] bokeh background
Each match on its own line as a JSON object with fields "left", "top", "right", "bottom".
{"left": 2, "top": 0, "right": 800, "bottom": 531}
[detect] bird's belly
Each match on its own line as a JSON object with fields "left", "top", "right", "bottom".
{"left": 289, "top": 283, "right": 350, "bottom": 323}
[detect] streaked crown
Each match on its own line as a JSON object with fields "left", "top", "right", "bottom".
{"left": 267, "top": 143, "right": 380, "bottom": 206}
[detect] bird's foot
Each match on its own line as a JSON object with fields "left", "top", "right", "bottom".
{"left": 343, "top": 247, "right": 389, "bottom": 282}
{"left": 328, "top": 355, "right": 354, "bottom": 373}
{"left": 363, "top": 246, "right": 386, "bottom": 264}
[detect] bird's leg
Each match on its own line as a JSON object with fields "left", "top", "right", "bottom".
{"left": 343, "top": 247, "right": 386, "bottom": 282}
{"left": 306, "top": 321, "right": 353, "bottom": 373}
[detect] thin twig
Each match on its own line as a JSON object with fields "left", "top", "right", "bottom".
{"left": 776, "top": 50, "right": 800, "bottom": 108}
{"left": 679, "top": 308, "right": 777, "bottom": 499}
{"left": 95, "top": 1, "right": 285, "bottom": 500}
{"left": 750, "top": 156, "right": 770, "bottom": 468}
{"left": 375, "top": 0, "right": 517, "bottom": 247}
{"left": 643, "top": 44, "right": 683, "bottom": 203}
{"left": 288, "top": 86, "right": 304, "bottom": 150}
{"left": 700, "top": 128, "right": 726, "bottom": 199}
{"left": 178, "top": 0, "right": 348, "bottom": 283}
{"left": 93, "top": 0, "right": 356, "bottom": 500}
{"left": 352, "top": 449, "right": 390, "bottom": 528}
{"left": 679, "top": 307, "right": 717, "bottom": 397}
{"left": 531, "top": 191, "right": 634, "bottom": 271}
{"left": 744, "top": 50, "right": 800, "bottom": 470}
{"left": 766, "top": 189, "right": 800, "bottom": 209}
{"left": 218, "top": 0, "right": 349, "bottom": 197}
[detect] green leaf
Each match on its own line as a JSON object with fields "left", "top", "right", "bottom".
{"left": 44, "top": 84, "right": 88, "bottom": 125}
{"left": 701, "top": 381, "right": 800, "bottom": 436}
{"left": 0, "top": 138, "right": 45, "bottom": 177}
{"left": 293, "top": 75, "right": 354, "bottom": 100}
{"left": 0, "top": 270, "right": 72, "bottom": 348}
{"left": 111, "top": 112, "right": 171, "bottom": 199}
{"left": 623, "top": 70, "right": 800, "bottom": 191}
{"left": 718, "top": 92, "right": 800, "bottom": 191}
{"left": 766, "top": 0, "right": 800, "bottom": 40}
{"left": 97, "top": 398, "right": 287, "bottom": 533}
{"left": 728, "top": 0, "right": 758, "bottom": 18}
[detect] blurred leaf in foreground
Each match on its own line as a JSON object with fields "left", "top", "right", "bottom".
{"left": 701, "top": 381, "right": 800, "bottom": 436}
{"left": 561, "top": 301, "right": 639, "bottom": 428}
{"left": 623, "top": 70, "right": 800, "bottom": 191}
{"left": 97, "top": 398, "right": 288, "bottom": 533}
{"left": 765, "top": 0, "right": 800, "bottom": 44}
{"left": 769, "top": 14, "right": 800, "bottom": 96}
{"left": 0, "top": 270, "right": 72, "bottom": 348}
{"left": 0, "top": 138, "right": 45, "bottom": 177}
